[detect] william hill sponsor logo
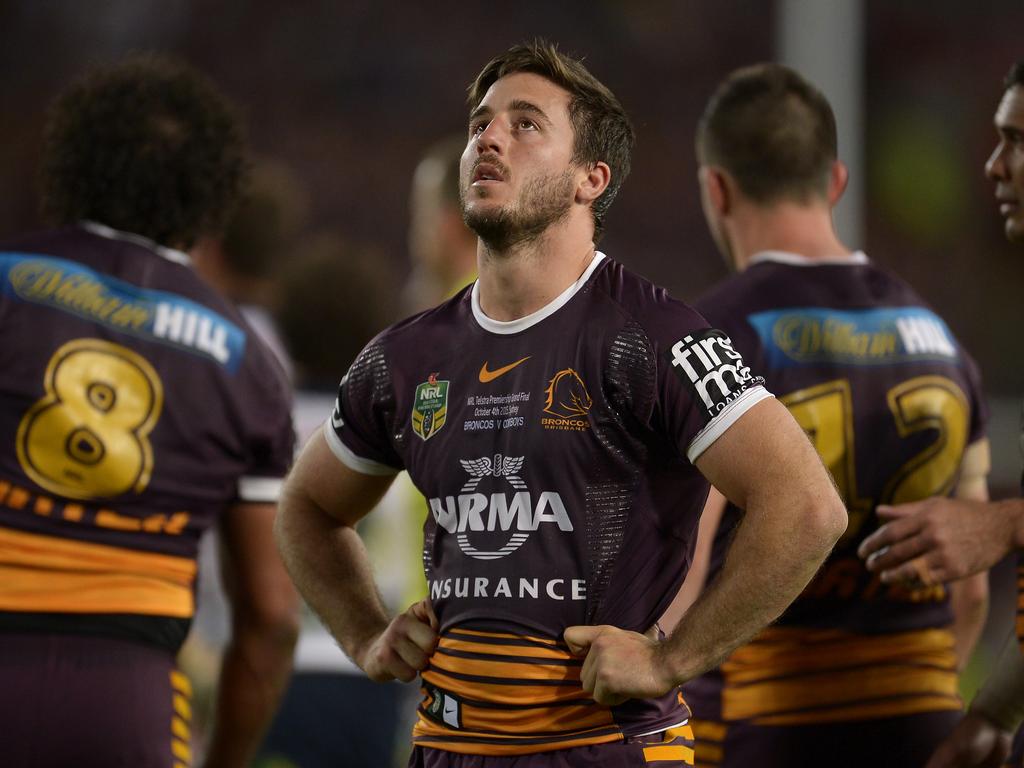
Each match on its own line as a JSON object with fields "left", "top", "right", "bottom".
{"left": 750, "top": 307, "right": 958, "bottom": 366}
{"left": 541, "top": 368, "right": 592, "bottom": 431}
{"left": 5, "top": 255, "right": 243, "bottom": 370}
{"left": 10, "top": 259, "right": 151, "bottom": 330}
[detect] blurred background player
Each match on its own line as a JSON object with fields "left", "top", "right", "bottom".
{"left": 276, "top": 40, "right": 846, "bottom": 767}
{"left": 0, "top": 56, "right": 299, "bottom": 767}
{"left": 256, "top": 233, "right": 421, "bottom": 768}
{"left": 859, "top": 60, "right": 1024, "bottom": 768}
{"left": 402, "top": 135, "right": 479, "bottom": 314}
{"left": 191, "top": 158, "right": 312, "bottom": 380}
{"left": 674, "top": 63, "right": 990, "bottom": 768}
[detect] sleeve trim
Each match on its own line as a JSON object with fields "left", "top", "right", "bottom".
{"left": 322, "top": 419, "right": 401, "bottom": 476}
{"left": 237, "top": 476, "right": 285, "bottom": 503}
{"left": 686, "top": 386, "right": 774, "bottom": 464}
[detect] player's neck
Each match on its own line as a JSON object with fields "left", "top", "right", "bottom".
{"left": 474, "top": 220, "right": 596, "bottom": 322}
{"left": 730, "top": 202, "right": 851, "bottom": 271}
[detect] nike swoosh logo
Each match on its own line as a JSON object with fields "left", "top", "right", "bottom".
{"left": 479, "top": 356, "right": 531, "bottom": 383}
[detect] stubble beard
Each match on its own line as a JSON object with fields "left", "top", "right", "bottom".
{"left": 461, "top": 170, "right": 575, "bottom": 252}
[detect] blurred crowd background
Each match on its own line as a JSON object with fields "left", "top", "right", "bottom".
{"left": 3, "top": 0, "right": 1024, "bottom": 764}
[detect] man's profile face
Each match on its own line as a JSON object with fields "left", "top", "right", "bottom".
{"left": 459, "top": 72, "right": 579, "bottom": 249}
{"left": 985, "top": 84, "right": 1024, "bottom": 244}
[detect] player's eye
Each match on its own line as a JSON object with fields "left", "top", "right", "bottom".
{"left": 470, "top": 121, "right": 488, "bottom": 137}
{"left": 516, "top": 118, "right": 537, "bottom": 131}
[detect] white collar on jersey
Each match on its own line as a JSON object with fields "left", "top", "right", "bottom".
{"left": 471, "top": 251, "right": 607, "bottom": 335}
{"left": 80, "top": 220, "right": 192, "bottom": 266}
{"left": 749, "top": 249, "right": 869, "bottom": 267}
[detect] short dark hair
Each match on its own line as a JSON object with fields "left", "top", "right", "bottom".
{"left": 40, "top": 54, "right": 247, "bottom": 249}
{"left": 697, "top": 63, "right": 837, "bottom": 204}
{"left": 1004, "top": 61, "right": 1024, "bottom": 91}
{"left": 467, "top": 40, "right": 634, "bottom": 241}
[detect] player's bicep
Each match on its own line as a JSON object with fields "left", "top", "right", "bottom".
{"left": 285, "top": 428, "right": 396, "bottom": 528}
{"left": 694, "top": 396, "right": 836, "bottom": 516}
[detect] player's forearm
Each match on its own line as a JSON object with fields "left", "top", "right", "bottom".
{"left": 950, "top": 574, "right": 988, "bottom": 671}
{"left": 202, "top": 620, "right": 297, "bottom": 768}
{"left": 660, "top": 492, "right": 843, "bottom": 683}
{"left": 274, "top": 488, "right": 391, "bottom": 664}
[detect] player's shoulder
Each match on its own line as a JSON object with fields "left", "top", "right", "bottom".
{"left": 591, "top": 255, "right": 710, "bottom": 341}
{"left": 368, "top": 283, "right": 474, "bottom": 354}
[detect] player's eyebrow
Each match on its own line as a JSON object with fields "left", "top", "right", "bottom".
{"left": 468, "top": 99, "right": 553, "bottom": 127}
{"left": 508, "top": 99, "right": 552, "bottom": 127}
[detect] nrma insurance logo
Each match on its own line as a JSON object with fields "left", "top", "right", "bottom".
{"left": 428, "top": 455, "right": 572, "bottom": 560}
{"left": 667, "top": 330, "right": 761, "bottom": 419}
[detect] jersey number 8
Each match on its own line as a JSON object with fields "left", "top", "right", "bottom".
{"left": 16, "top": 338, "right": 164, "bottom": 500}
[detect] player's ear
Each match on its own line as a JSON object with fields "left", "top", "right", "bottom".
{"left": 576, "top": 161, "right": 611, "bottom": 206}
{"left": 827, "top": 160, "right": 849, "bottom": 206}
{"left": 699, "top": 166, "right": 731, "bottom": 216}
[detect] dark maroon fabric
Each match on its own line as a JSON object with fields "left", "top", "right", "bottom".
{"left": 0, "top": 633, "right": 178, "bottom": 767}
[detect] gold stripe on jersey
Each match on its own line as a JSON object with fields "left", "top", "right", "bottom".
{"left": 642, "top": 724, "right": 696, "bottom": 765}
{"left": 169, "top": 668, "right": 193, "bottom": 767}
{"left": 0, "top": 527, "right": 195, "bottom": 616}
{"left": 691, "top": 719, "right": 725, "bottom": 766}
{"left": 720, "top": 627, "right": 960, "bottom": 724}
{"left": 413, "top": 628, "right": 622, "bottom": 755}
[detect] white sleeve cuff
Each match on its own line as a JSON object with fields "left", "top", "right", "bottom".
{"left": 322, "top": 419, "right": 401, "bottom": 476}
{"left": 686, "top": 386, "right": 774, "bottom": 463}
{"left": 237, "top": 476, "right": 285, "bottom": 503}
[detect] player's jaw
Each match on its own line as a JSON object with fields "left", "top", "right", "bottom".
{"left": 461, "top": 162, "right": 575, "bottom": 251}
{"left": 993, "top": 184, "right": 1024, "bottom": 243}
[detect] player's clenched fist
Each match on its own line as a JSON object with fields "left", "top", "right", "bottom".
{"left": 359, "top": 599, "right": 439, "bottom": 683}
{"left": 563, "top": 624, "right": 675, "bottom": 706}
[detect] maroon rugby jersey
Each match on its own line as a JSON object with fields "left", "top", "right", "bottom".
{"left": 0, "top": 223, "right": 293, "bottom": 652}
{"left": 686, "top": 251, "right": 987, "bottom": 727}
{"left": 327, "top": 252, "right": 771, "bottom": 755}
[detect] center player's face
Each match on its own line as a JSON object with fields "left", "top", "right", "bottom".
{"left": 460, "top": 72, "right": 578, "bottom": 248}
{"left": 985, "top": 85, "right": 1024, "bottom": 244}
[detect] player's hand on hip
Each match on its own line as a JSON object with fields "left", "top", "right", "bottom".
{"left": 360, "top": 598, "right": 439, "bottom": 683}
{"left": 563, "top": 624, "right": 673, "bottom": 706}
{"left": 924, "top": 712, "right": 1011, "bottom": 768}
{"left": 857, "top": 498, "right": 1013, "bottom": 585}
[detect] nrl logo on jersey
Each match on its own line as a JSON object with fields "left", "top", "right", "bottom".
{"left": 412, "top": 372, "right": 449, "bottom": 441}
{"left": 428, "top": 454, "right": 573, "bottom": 560}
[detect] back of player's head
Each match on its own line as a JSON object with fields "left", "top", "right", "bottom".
{"left": 40, "top": 54, "right": 247, "bottom": 249}
{"left": 467, "top": 39, "right": 635, "bottom": 240}
{"left": 1004, "top": 61, "right": 1024, "bottom": 92}
{"left": 697, "top": 63, "right": 837, "bottom": 205}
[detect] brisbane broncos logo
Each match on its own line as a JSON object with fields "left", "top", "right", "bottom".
{"left": 542, "top": 368, "right": 592, "bottom": 418}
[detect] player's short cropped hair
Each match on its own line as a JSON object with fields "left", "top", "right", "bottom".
{"left": 1004, "top": 61, "right": 1024, "bottom": 92}
{"left": 467, "top": 39, "right": 634, "bottom": 242}
{"left": 697, "top": 63, "right": 837, "bottom": 205}
{"left": 40, "top": 54, "right": 247, "bottom": 249}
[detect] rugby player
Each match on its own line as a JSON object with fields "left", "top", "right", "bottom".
{"left": 276, "top": 40, "right": 846, "bottom": 767}
{"left": 680, "top": 63, "right": 991, "bottom": 768}
{"left": 861, "top": 60, "right": 1024, "bottom": 768}
{"left": 0, "top": 57, "right": 299, "bottom": 767}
